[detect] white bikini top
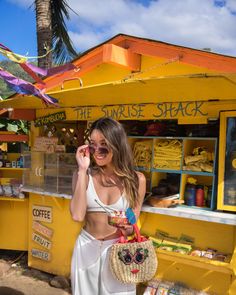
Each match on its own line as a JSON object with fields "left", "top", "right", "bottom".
{"left": 86, "top": 174, "right": 129, "bottom": 213}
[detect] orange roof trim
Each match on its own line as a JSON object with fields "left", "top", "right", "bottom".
{"left": 12, "top": 33, "right": 236, "bottom": 99}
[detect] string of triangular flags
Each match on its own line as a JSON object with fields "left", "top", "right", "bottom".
{"left": 0, "top": 43, "right": 77, "bottom": 106}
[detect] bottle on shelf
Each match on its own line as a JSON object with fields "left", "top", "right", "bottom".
{"left": 184, "top": 184, "right": 196, "bottom": 206}
{"left": 196, "top": 185, "right": 204, "bottom": 207}
{"left": 206, "top": 185, "right": 212, "bottom": 207}
{"left": 3, "top": 151, "right": 8, "bottom": 167}
{"left": 0, "top": 149, "right": 3, "bottom": 167}
{"left": 17, "top": 154, "right": 24, "bottom": 168}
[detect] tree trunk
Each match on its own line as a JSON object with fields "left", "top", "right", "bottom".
{"left": 35, "top": 0, "right": 52, "bottom": 69}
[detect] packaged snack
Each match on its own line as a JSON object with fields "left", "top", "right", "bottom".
{"left": 156, "top": 230, "right": 169, "bottom": 239}
{"left": 174, "top": 245, "right": 192, "bottom": 255}
{"left": 143, "top": 286, "right": 157, "bottom": 295}
{"left": 202, "top": 248, "right": 217, "bottom": 259}
{"left": 190, "top": 249, "right": 202, "bottom": 257}
{"left": 147, "top": 278, "right": 161, "bottom": 289}
{"left": 213, "top": 252, "right": 230, "bottom": 262}
{"left": 149, "top": 236, "right": 163, "bottom": 248}
{"left": 158, "top": 244, "right": 176, "bottom": 252}
{"left": 2, "top": 185, "right": 13, "bottom": 196}
{"left": 179, "top": 234, "right": 195, "bottom": 245}
{"left": 156, "top": 282, "right": 173, "bottom": 295}
{"left": 0, "top": 185, "right": 4, "bottom": 196}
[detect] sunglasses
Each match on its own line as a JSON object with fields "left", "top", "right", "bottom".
{"left": 88, "top": 144, "right": 109, "bottom": 155}
{"left": 118, "top": 248, "right": 149, "bottom": 265}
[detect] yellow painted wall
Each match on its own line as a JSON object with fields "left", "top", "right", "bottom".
{"left": 0, "top": 199, "right": 28, "bottom": 250}
{"left": 28, "top": 193, "right": 82, "bottom": 277}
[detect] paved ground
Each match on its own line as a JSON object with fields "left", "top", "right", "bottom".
{"left": 0, "top": 250, "right": 71, "bottom": 295}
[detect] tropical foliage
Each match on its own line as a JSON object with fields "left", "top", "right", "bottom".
{"left": 35, "top": 0, "right": 78, "bottom": 68}
{"left": 0, "top": 60, "right": 30, "bottom": 134}
{"left": 0, "top": 60, "right": 33, "bottom": 99}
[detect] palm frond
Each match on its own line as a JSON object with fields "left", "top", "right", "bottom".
{"left": 50, "top": 0, "right": 78, "bottom": 64}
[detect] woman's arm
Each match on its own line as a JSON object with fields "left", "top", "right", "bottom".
{"left": 133, "top": 171, "right": 146, "bottom": 219}
{"left": 70, "top": 145, "right": 90, "bottom": 222}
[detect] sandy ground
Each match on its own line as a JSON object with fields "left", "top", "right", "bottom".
{"left": 0, "top": 250, "right": 71, "bottom": 295}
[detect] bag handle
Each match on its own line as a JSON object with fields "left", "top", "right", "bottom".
{"left": 133, "top": 224, "right": 141, "bottom": 242}
{"left": 118, "top": 224, "right": 142, "bottom": 243}
{"left": 118, "top": 208, "right": 146, "bottom": 243}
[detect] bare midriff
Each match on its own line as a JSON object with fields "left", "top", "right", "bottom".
{"left": 84, "top": 212, "right": 120, "bottom": 241}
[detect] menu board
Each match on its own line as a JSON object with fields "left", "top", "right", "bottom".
{"left": 32, "top": 137, "right": 58, "bottom": 153}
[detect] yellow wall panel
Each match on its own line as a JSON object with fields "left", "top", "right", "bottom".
{"left": 0, "top": 199, "right": 29, "bottom": 250}
{"left": 28, "top": 194, "right": 82, "bottom": 277}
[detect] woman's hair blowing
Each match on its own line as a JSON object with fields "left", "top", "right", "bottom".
{"left": 89, "top": 117, "right": 139, "bottom": 208}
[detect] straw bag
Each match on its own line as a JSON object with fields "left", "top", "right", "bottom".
{"left": 109, "top": 224, "right": 158, "bottom": 284}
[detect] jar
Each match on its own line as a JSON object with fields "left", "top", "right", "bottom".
{"left": 196, "top": 185, "right": 204, "bottom": 207}
{"left": 206, "top": 186, "right": 212, "bottom": 207}
{"left": 227, "top": 187, "right": 236, "bottom": 205}
{"left": 185, "top": 184, "right": 196, "bottom": 206}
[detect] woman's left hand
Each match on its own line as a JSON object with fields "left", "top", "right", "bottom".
{"left": 117, "top": 224, "right": 134, "bottom": 237}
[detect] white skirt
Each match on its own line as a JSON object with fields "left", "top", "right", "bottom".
{"left": 71, "top": 229, "right": 136, "bottom": 295}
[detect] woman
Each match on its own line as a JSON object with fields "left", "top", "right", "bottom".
{"left": 70, "top": 117, "right": 146, "bottom": 295}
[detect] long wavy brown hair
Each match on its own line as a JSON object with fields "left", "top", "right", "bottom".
{"left": 89, "top": 117, "right": 139, "bottom": 208}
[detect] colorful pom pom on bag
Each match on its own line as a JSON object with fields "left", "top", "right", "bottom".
{"left": 109, "top": 208, "right": 158, "bottom": 284}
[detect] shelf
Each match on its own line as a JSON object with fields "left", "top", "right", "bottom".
{"left": 156, "top": 249, "right": 233, "bottom": 274}
{"left": 151, "top": 168, "right": 181, "bottom": 174}
{"left": 0, "top": 196, "right": 26, "bottom": 202}
{"left": 141, "top": 204, "right": 236, "bottom": 226}
{"left": 182, "top": 170, "right": 214, "bottom": 176}
{"left": 136, "top": 169, "right": 214, "bottom": 176}
{"left": 0, "top": 168, "right": 29, "bottom": 171}
{"left": 22, "top": 187, "right": 71, "bottom": 199}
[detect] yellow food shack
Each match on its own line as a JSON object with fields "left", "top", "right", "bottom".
{"left": 1, "top": 34, "right": 236, "bottom": 294}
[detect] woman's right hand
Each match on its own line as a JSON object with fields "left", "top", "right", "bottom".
{"left": 76, "top": 145, "right": 90, "bottom": 171}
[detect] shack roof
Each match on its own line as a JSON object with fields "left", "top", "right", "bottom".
{"left": 1, "top": 33, "right": 236, "bottom": 111}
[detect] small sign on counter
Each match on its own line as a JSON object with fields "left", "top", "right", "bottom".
{"left": 32, "top": 136, "right": 58, "bottom": 153}
{"left": 32, "top": 221, "right": 54, "bottom": 239}
{"left": 32, "top": 205, "right": 52, "bottom": 223}
{"left": 31, "top": 248, "right": 51, "bottom": 261}
{"left": 32, "top": 232, "right": 52, "bottom": 250}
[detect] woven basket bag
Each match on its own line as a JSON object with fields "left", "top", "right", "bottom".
{"left": 109, "top": 224, "right": 158, "bottom": 284}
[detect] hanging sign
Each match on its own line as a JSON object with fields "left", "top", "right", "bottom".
{"left": 32, "top": 221, "right": 54, "bottom": 239}
{"left": 73, "top": 101, "right": 208, "bottom": 120}
{"left": 34, "top": 111, "right": 66, "bottom": 127}
{"left": 31, "top": 248, "right": 51, "bottom": 261}
{"left": 32, "top": 205, "right": 52, "bottom": 223}
{"left": 32, "top": 136, "right": 58, "bottom": 153}
{"left": 32, "top": 232, "right": 52, "bottom": 250}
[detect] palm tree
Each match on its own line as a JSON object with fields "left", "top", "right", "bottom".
{"left": 35, "top": 0, "right": 78, "bottom": 69}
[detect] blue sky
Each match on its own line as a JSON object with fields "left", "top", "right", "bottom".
{"left": 1, "top": 0, "right": 236, "bottom": 61}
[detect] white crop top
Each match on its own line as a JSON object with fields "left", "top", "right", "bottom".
{"left": 86, "top": 174, "right": 129, "bottom": 212}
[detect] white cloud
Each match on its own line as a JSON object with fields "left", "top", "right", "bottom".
{"left": 67, "top": 0, "right": 236, "bottom": 56}
{"left": 7, "top": 0, "right": 236, "bottom": 56}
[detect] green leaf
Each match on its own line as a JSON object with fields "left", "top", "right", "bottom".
{"left": 7, "top": 123, "right": 18, "bottom": 132}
